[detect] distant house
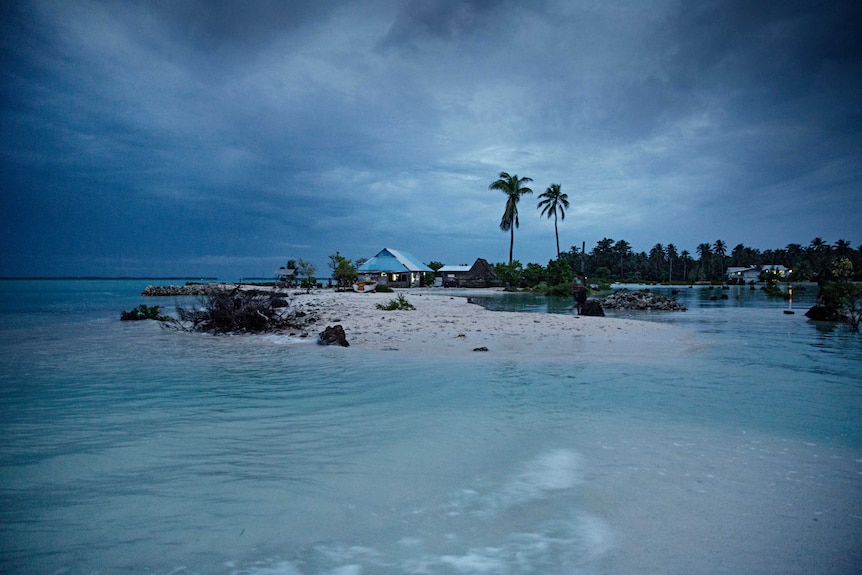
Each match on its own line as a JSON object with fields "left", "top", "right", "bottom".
{"left": 436, "top": 264, "right": 471, "bottom": 287}
{"left": 275, "top": 267, "right": 297, "bottom": 285}
{"left": 727, "top": 265, "right": 791, "bottom": 283}
{"left": 356, "top": 248, "right": 432, "bottom": 288}
{"left": 436, "top": 258, "right": 500, "bottom": 288}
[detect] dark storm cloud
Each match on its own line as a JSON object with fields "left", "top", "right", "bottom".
{"left": 1, "top": 0, "right": 860, "bottom": 277}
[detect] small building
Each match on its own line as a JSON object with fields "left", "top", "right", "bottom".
{"left": 356, "top": 248, "right": 432, "bottom": 288}
{"left": 436, "top": 264, "right": 471, "bottom": 287}
{"left": 727, "top": 265, "right": 791, "bottom": 283}
{"left": 436, "top": 258, "right": 500, "bottom": 288}
{"left": 275, "top": 267, "right": 297, "bottom": 285}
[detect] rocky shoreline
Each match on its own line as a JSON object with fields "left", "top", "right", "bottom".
{"left": 600, "top": 290, "right": 687, "bottom": 311}
{"left": 142, "top": 284, "right": 218, "bottom": 296}
{"left": 141, "top": 283, "right": 282, "bottom": 297}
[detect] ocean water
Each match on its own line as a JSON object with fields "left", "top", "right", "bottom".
{"left": 1, "top": 280, "right": 860, "bottom": 574}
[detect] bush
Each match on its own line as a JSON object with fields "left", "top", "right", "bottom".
{"left": 376, "top": 293, "right": 415, "bottom": 310}
{"left": 531, "top": 281, "right": 550, "bottom": 294}
{"left": 547, "top": 283, "right": 572, "bottom": 297}
{"left": 121, "top": 304, "right": 168, "bottom": 321}
{"left": 761, "top": 283, "right": 784, "bottom": 297}
{"left": 376, "top": 284, "right": 394, "bottom": 293}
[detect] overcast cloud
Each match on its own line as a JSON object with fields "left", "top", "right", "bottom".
{"left": 2, "top": 0, "right": 860, "bottom": 278}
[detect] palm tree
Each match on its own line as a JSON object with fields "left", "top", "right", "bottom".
{"left": 666, "top": 243, "right": 678, "bottom": 282}
{"left": 680, "top": 249, "right": 691, "bottom": 283}
{"left": 613, "top": 239, "right": 632, "bottom": 280}
{"left": 808, "top": 237, "right": 830, "bottom": 279}
{"left": 696, "top": 242, "right": 712, "bottom": 281}
{"left": 490, "top": 172, "right": 533, "bottom": 264}
{"left": 712, "top": 239, "right": 727, "bottom": 279}
{"left": 649, "top": 243, "right": 666, "bottom": 281}
{"left": 834, "top": 239, "right": 853, "bottom": 258}
{"left": 536, "top": 183, "right": 569, "bottom": 257}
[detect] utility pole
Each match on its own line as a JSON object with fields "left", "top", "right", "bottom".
{"left": 581, "top": 241, "right": 586, "bottom": 275}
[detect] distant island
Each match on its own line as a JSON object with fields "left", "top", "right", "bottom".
{"left": 0, "top": 276, "right": 219, "bottom": 281}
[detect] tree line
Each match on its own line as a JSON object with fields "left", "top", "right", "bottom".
{"left": 488, "top": 171, "right": 860, "bottom": 284}
{"left": 557, "top": 237, "right": 861, "bottom": 284}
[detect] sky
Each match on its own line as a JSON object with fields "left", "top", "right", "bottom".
{"left": 1, "top": 0, "right": 861, "bottom": 279}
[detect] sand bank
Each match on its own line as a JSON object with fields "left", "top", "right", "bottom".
{"left": 290, "top": 288, "right": 695, "bottom": 361}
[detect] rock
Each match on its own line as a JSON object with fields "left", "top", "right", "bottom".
{"left": 579, "top": 299, "right": 605, "bottom": 317}
{"left": 600, "top": 290, "right": 687, "bottom": 311}
{"left": 318, "top": 324, "right": 350, "bottom": 347}
{"left": 473, "top": 347, "right": 489, "bottom": 352}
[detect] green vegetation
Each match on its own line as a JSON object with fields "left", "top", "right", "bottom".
{"left": 818, "top": 257, "right": 862, "bottom": 330}
{"left": 120, "top": 304, "right": 169, "bottom": 321}
{"left": 328, "top": 251, "right": 358, "bottom": 288}
{"left": 376, "top": 293, "right": 415, "bottom": 311}
{"left": 556, "top": 237, "right": 861, "bottom": 284}
{"left": 473, "top": 237, "right": 859, "bottom": 308}
{"left": 296, "top": 258, "right": 317, "bottom": 292}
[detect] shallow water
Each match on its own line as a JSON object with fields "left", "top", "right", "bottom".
{"left": 1, "top": 281, "right": 860, "bottom": 574}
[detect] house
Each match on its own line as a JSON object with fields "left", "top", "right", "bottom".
{"left": 436, "top": 264, "right": 471, "bottom": 287}
{"left": 727, "top": 265, "right": 791, "bottom": 283}
{"left": 356, "top": 248, "right": 432, "bottom": 288}
{"left": 274, "top": 267, "right": 297, "bottom": 285}
{"left": 436, "top": 258, "right": 500, "bottom": 288}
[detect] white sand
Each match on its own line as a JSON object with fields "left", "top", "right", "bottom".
{"left": 289, "top": 288, "right": 695, "bottom": 361}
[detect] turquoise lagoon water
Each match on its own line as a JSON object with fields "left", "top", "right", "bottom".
{"left": 1, "top": 280, "right": 860, "bottom": 574}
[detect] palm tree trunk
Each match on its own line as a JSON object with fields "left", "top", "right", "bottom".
{"left": 509, "top": 227, "right": 514, "bottom": 264}
{"left": 554, "top": 215, "right": 560, "bottom": 257}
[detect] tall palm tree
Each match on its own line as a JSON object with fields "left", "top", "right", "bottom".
{"left": 712, "top": 239, "right": 727, "bottom": 279}
{"left": 696, "top": 242, "right": 712, "bottom": 281}
{"left": 649, "top": 243, "right": 666, "bottom": 281}
{"left": 490, "top": 172, "right": 533, "bottom": 264}
{"left": 666, "top": 243, "right": 678, "bottom": 283}
{"left": 808, "top": 237, "right": 830, "bottom": 279}
{"left": 613, "top": 239, "right": 631, "bottom": 280}
{"left": 833, "top": 238, "right": 853, "bottom": 258}
{"left": 680, "top": 249, "right": 690, "bottom": 282}
{"left": 536, "top": 183, "right": 569, "bottom": 257}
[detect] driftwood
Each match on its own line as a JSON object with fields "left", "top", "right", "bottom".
{"left": 167, "top": 288, "right": 311, "bottom": 334}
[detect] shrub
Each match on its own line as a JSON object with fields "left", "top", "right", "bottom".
{"left": 376, "top": 293, "right": 415, "bottom": 311}
{"left": 376, "top": 284, "right": 394, "bottom": 293}
{"left": 532, "top": 281, "right": 549, "bottom": 294}
{"left": 547, "top": 283, "right": 572, "bottom": 297}
{"left": 121, "top": 304, "right": 169, "bottom": 321}
{"left": 761, "top": 283, "right": 784, "bottom": 297}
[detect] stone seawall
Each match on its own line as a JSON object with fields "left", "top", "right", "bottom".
{"left": 142, "top": 284, "right": 219, "bottom": 296}
{"left": 601, "top": 290, "right": 687, "bottom": 311}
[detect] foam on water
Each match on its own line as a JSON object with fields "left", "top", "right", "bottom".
{"left": 222, "top": 448, "right": 609, "bottom": 575}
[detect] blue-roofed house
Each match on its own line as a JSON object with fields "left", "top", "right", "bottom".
{"left": 356, "top": 248, "right": 433, "bottom": 288}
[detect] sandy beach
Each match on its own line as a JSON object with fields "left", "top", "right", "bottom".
{"left": 289, "top": 288, "right": 694, "bottom": 361}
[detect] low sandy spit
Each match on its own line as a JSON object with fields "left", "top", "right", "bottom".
{"left": 288, "top": 288, "right": 696, "bottom": 361}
